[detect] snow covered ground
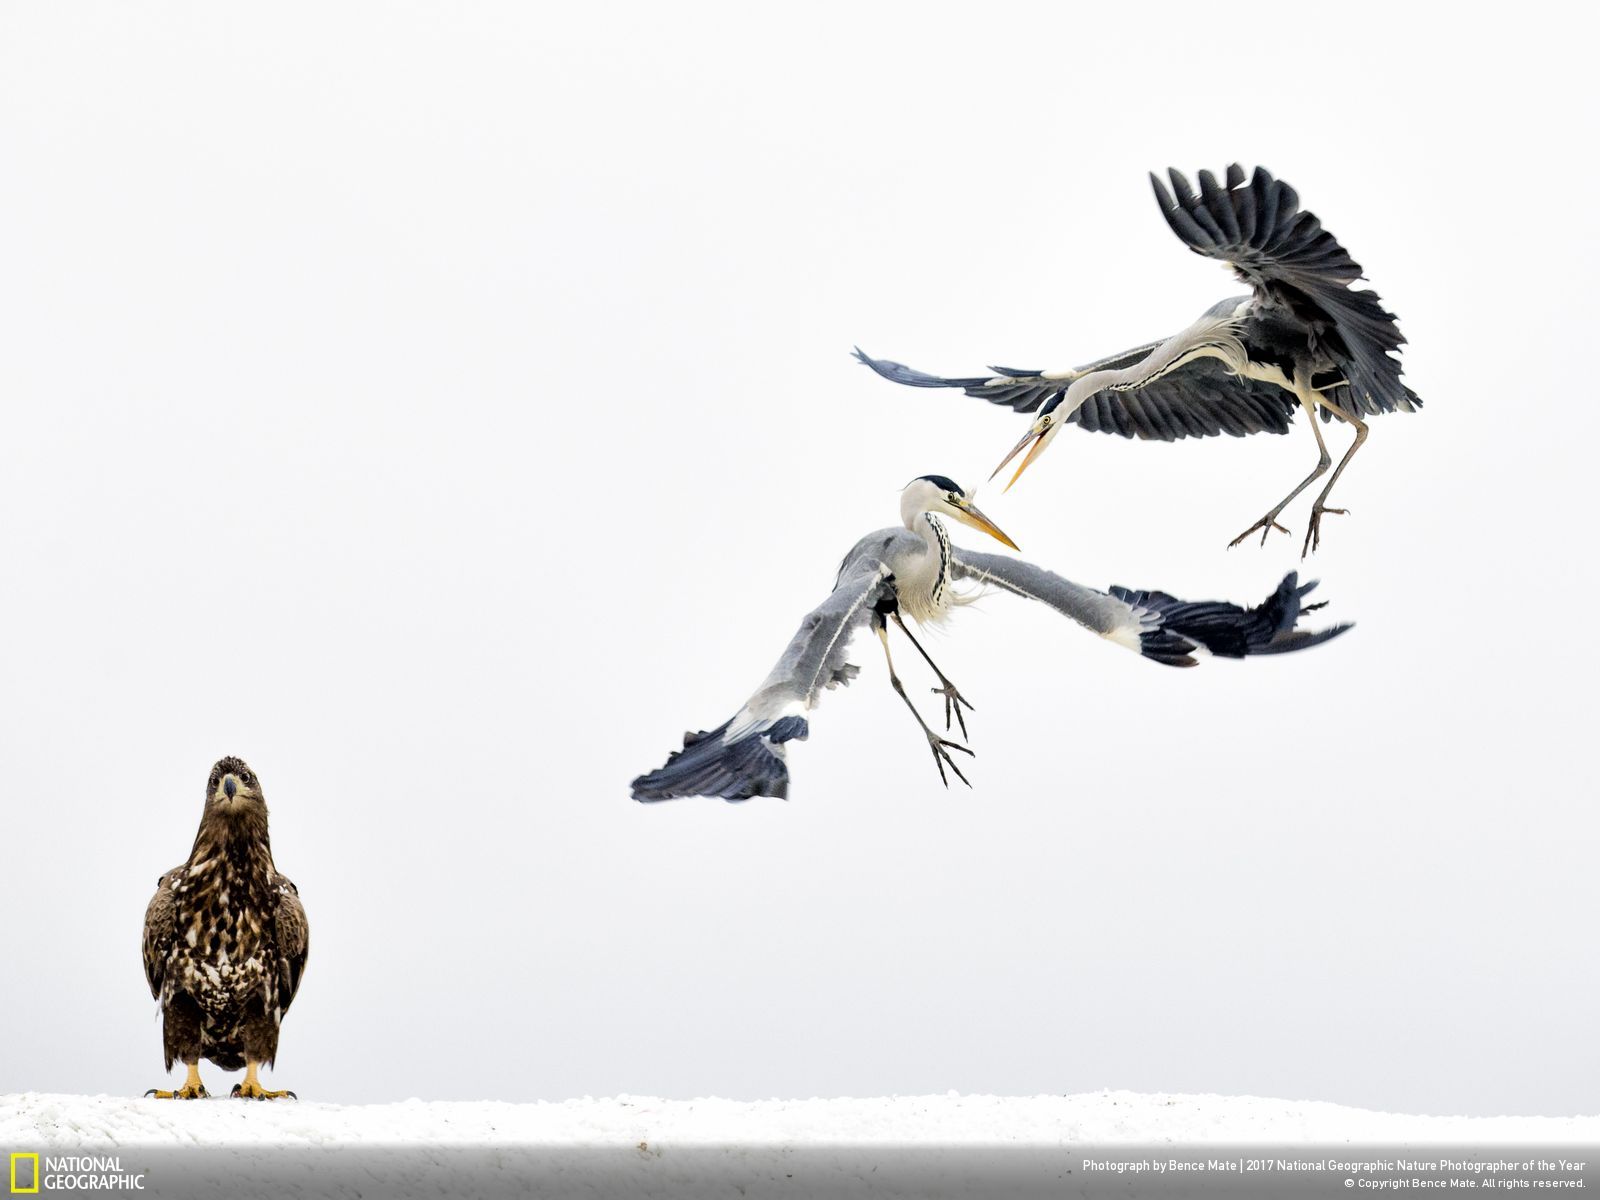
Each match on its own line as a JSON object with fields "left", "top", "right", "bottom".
{"left": 5, "top": 1092, "right": 1596, "bottom": 1198}
{"left": 7, "top": 1089, "right": 1599, "bottom": 1146}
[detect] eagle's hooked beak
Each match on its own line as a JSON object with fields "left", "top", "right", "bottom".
{"left": 223, "top": 775, "right": 238, "bottom": 800}
{"left": 990, "top": 426, "right": 1049, "bottom": 493}
{"left": 952, "top": 499, "right": 1020, "bottom": 551}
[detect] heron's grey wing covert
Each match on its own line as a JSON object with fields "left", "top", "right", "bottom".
{"left": 952, "top": 550, "right": 1349, "bottom": 668}
{"left": 854, "top": 345, "right": 1300, "bottom": 441}
{"left": 631, "top": 541, "right": 905, "bottom": 803}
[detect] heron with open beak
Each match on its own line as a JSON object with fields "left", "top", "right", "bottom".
{"left": 857, "top": 165, "right": 1420, "bottom": 555}
{"left": 631, "top": 475, "right": 1349, "bottom": 802}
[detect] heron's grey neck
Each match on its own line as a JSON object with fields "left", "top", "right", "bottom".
{"left": 1061, "top": 309, "right": 1246, "bottom": 411}
{"left": 916, "top": 512, "right": 952, "bottom": 607}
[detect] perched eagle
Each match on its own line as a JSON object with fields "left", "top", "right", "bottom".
{"left": 142, "top": 756, "right": 309, "bottom": 1100}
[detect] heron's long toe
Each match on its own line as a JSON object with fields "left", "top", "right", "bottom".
{"left": 929, "top": 681, "right": 974, "bottom": 740}
{"left": 926, "top": 730, "right": 974, "bottom": 789}
{"left": 1228, "top": 514, "right": 1291, "bottom": 549}
{"left": 1301, "top": 505, "right": 1349, "bottom": 557}
{"left": 231, "top": 1081, "right": 297, "bottom": 1101}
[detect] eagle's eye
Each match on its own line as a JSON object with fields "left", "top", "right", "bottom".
{"left": 241, "top": 771, "right": 255, "bottom": 785}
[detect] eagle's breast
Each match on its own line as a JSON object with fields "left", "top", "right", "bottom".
{"left": 168, "top": 844, "right": 280, "bottom": 1016}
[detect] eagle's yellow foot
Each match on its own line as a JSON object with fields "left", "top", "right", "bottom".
{"left": 230, "top": 1081, "right": 295, "bottom": 1100}
{"left": 146, "top": 1063, "right": 209, "bottom": 1099}
{"left": 144, "top": 1084, "right": 209, "bottom": 1099}
{"left": 231, "top": 1062, "right": 296, "bottom": 1100}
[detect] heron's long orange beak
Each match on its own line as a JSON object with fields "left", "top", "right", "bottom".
{"left": 990, "top": 426, "right": 1049, "bottom": 493}
{"left": 953, "top": 502, "right": 1020, "bottom": 551}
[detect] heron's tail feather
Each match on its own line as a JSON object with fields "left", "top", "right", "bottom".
{"left": 631, "top": 716, "right": 809, "bottom": 803}
{"left": 1112, "top": 572, "right": 1351, "bottom": 667}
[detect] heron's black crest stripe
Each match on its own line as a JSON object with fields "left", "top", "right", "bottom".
{"left": 915, "top": 474, "right": 963, "bottom": 494}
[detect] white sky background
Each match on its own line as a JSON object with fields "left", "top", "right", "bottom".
{"left": 0, "top": 2, "right": 1594, "bottom": 1116}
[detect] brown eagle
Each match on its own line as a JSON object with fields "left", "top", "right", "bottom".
{"left": 142, "top": 756, "right": 309, "bottom": 1100}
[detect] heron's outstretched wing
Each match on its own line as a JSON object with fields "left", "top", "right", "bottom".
{"left": 953, "top": 550, "right": 1350, "bottom": 668}
{"left": 632, "top": 538, "right": 910, "bottom": 803}
{"left": 273, "top": 874, "right": 309, "bottom": 1015}
{"left": 141, "top": 865, "right": 185, "bottom": 1000}
{"left": 854, "top": 346, "right": 1298, "bottom": 440}
{"left": 1151, "top": 165, "right": 1417, "bottom": 418}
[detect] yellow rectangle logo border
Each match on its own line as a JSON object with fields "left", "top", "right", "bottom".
{"left": 9, "top": 1151, "right": 40, "bottom": 1194}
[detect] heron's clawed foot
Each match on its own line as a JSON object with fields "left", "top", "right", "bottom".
{"left": 929, "top": 681, "right": 974, "bottom": 739}
{"left": 1228, "top": 515, "right": 1291, "bottom": 549}
{"left": 145, "top": 1083, "right": 209, "bottom": 1100}
{"left": 925, "top": 730, "right": 974, "bottom": 790}
{"left": 231, "top": 1081, "right": 297, "bottom": 1101}
{"left": 1301, "top": 505, "right": 1348, "bottom": 557}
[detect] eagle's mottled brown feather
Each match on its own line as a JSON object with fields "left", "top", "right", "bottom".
{"left": 144, "top": 757, "right": 309, "bottom": 1087}
{"left": 141, "top": 866, "right": 185, "bottom": 999}
{"left": 273, "top": 876, "right": 309, "bottom": 1012}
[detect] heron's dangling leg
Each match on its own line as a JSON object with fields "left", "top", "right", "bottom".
{"left": 1229, "top": 385, "right": 1332, "bottom": 549}
{"left": 889, "top": 612, "right": 974, "bottom": 739}
{"left": 231, "top": 1061, "right": 296, "bottom": 1101}
{"left": 145, "top": 1060, "right": 209, "bottom": 1100}
{"left": 876, "top": 623, "right": 972, "bottom": 789}
{"left": 1301, "top": 398, "right": 1369, "bottom": 557}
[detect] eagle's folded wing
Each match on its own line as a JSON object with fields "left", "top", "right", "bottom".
{"left": 273, "top": 875, "right": 310, "bottom": 1013}
{"left": 141, "top": 866, "right": 184, "bottom": 1000}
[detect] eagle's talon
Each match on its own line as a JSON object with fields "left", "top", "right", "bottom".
{"left": 146, "top": 1082, "right": 209, "bottom": 1100}
{"left": 232, "top": 1078, "right": 296, "bottom": 1100}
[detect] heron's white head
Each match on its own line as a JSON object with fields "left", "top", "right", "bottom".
{"left": 901, "top": 475, "right": 1019, "bottom": 550}
{"left": 989, "top": 398, "right": 1070, "bottom": 492}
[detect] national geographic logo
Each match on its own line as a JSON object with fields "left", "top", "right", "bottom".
{"left": 9, "top": 1154, "right": 146, "bottom": 1192}
{"left": 8, "top": 1155, "right": 38, "bottom": 1194}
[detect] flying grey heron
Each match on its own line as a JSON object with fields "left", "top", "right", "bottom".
{"left": 631, "top": 475, "right": 1349, "bottom": 802}
{"left": 855, "top": 165, "right": 1420, "bottom": 555}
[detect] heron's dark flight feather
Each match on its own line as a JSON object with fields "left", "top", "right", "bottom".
{"left": 632, "top": 716, "right": 809, "bottom": 802}
{"left": 855, "top": 347, "right": 1299, "bottom": 441}
{"left": 632, "top": 545, "right": 900, "bottom": 803}
{"left": 1152, "top": 165, "right": 1418, "bottom": 418}
{"left": 951, "top": 554, "right": 1348, "bottom": 669}
{"left": 1109, "top": 572, "right": 1351, "bottom": 663}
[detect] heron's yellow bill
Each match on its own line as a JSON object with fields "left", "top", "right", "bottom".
{"left": 953, "top": 502, "right": 1020, "bottom": 551}
{"left": 990, "top": 427, "right": 1049, "bottom": 493}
